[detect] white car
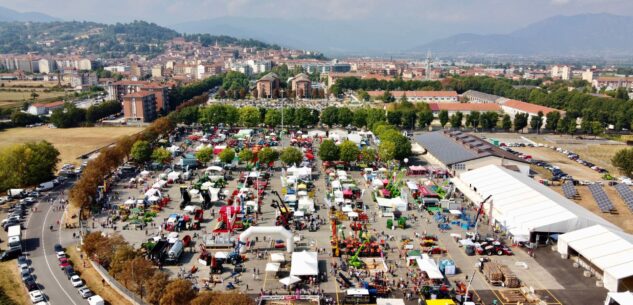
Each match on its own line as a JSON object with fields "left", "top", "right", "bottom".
{"left": 56, "top": 251, "right": 66, "bottom": 259}
{"left": 70, "top": 275, "right": 83, "bottom": 287}
{"left": 29, "top": 290, "right": 45, "bottom": 303}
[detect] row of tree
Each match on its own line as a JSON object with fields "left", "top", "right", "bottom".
{"left": 330, "top": 77, "right": 443, "bottom": 95}
{"left": 82, "top": 232, "right": 254, "bottom": 305}
{"left": 0, "top": 141, "right": 60, "bottom": 192}
{"left": 50, "top": 101, "right": 122, "bottom": 128}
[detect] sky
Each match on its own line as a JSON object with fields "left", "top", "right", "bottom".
{"left": 1, "top": 0, "right": 631, "bottom": 32}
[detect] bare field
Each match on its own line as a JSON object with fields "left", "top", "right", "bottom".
{"left": 0, "top": 80, "right": 61, "bottom": 88}
{"left": 552, "top": 185, "right": 633, "bottom": 233}
{"left": 0, "top": 126, "right": 143, "bottom": 166}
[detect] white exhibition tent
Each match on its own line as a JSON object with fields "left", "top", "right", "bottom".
{"left": 376, "top": 197, "right": 408, "bottom": 212}
{"left": 298, "top": 196, "right": 315, "bottom": 212}
{"left": 456, "top": 165, "right": 617, "bottom": 240}
{"left": 558, "top": 225, "right": 633, "bottom": 292}
{"left": 606, "top": 291, "right": 633, "bottom": 305}
{"left": 415, "top": 254, "right": 443, "bottom": 280}
{"left": 265, "top": 263, "right": 280, "bottom": 272}
{"left": 290, "top": 251, "right": 318, "bottom": 276}
{"left": 376, "top": 299, "right": 406, "bottom": 305}
{"left": 279, "top": 275, "right": 301, "bottom": 286}
{"left": 270, "top": 253, "right": 285, "bottom": 263}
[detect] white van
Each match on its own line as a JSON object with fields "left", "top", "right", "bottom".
{"left": 87, "top": 295, "right": 104, "bottom": 305}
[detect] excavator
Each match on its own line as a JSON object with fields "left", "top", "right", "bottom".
{"left": 271, "top": 191, "right": 294, "bottom": 217}
{"left": 271, "top": 200, "right": 291, "bottom": 229}
{"left": 348, "top": 239, "right": 369, "bottom": 269}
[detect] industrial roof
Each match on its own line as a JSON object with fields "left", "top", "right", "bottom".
{"left": 414, "top": 131, "right": 526, "bottom": 166}
{"left": 558, "top": 225, "right": 633, "bottom": 292}
{"left": 456, "top": 165, "right": 618, "bottom": 237}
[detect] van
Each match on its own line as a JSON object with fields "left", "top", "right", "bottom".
{"left": 35, "top": 181, "right": 54, "bottom": 192}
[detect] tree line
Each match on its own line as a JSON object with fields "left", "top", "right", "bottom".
{"left": 330, "top": 77, "right": 443, "bottom": 95}
{"left": 50, "top": 100, "right": 122, "bottom": 128}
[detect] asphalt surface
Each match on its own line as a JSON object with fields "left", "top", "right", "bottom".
{"left": 24, "top": 187, "right": 85, "bottom": 305}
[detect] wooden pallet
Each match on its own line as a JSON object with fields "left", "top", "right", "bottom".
{"left": 499, "top": 289, "right": 527, "bottom": 303}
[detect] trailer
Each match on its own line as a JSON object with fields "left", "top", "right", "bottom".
{"left": 7, "top": 225, "right": 21, "bottom": 252}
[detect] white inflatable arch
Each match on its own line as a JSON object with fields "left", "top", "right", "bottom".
{"left": 239, "top": 226, "right": 294, "bottom": 253}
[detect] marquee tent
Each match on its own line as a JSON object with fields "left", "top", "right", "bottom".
{"left": 290, "top": 251, "right": 318, "bottom": 276}
{"left": 415, "top": 254, "right": 443, "bottom": 280}
{"left": 456, "top": 165, "right": 617, "bottom": 239}
{"left": 557, "top": 225, "right": 633, "bottom": 292}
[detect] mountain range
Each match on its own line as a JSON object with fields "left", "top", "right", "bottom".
{"left": 0, "top": 6, "right": 59, "bottom": 22}
{"left": 414, "top": 13, "right": 633, "bottom": 56}
{"left": 0, "top": 5, "right": 633, "bottom": 57}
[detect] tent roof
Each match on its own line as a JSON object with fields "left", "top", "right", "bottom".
{"left": 457, "top": 165, "right": 617, "bottom": 235}
{"left": 607, "top": 292, "right": 633, "bottom": 305}
{"left": 376, "top": 299, "right": 406, "bottom": 305}
{"left": 415, "top": 255, "right": 443, "bottom": 279}
{"left": 558, "top": 225, "right": 633, "bottom": 283}
{"left": 290, "top": 251, "right": 318, "bottom": 276}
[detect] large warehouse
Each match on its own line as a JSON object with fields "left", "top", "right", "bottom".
{"left": 557, "top": 225, "right": 633, "bottom": 292}
{"left": 453, "top": 165, "right": 618, "bottom": 242}
{"left": 415, "top": 131, "right": 530, "bottom": 175}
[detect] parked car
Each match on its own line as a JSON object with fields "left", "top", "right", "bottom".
{"left": 64, "top": 266, "right": 76, "bottom": 279}
{"left": 70, "top": 275, "right": 83, "bottom": 287}
{"left": 0, "top": 249, "right": 20, "bottom": 261}
{"left": 59, "top": 257, "right": 70, "bottom": 269}
{"left": 23, "top": 275, "right": 38, "bottom": 291}
{"left": 78, "top": 287, "right": 94, "bottom": 299}
{"left": 29, "top": 290, "right": 45, "bottom": 303}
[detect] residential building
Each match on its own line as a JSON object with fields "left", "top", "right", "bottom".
{"left": 151, "top": 65, "right": 163, "bottom": 78}
{"left": 130, "top": 63, "right": 142, "bottom": 78}
{"left": 37, "top": 59, "right": 56, "bottom": 74}
{"left": 141, "top": 84, "right": 170, "bottom": 113}
{"left": 551, "top": 65, "right": 572, "bottom": 80}
{"left": 122, "top": 91, "right": 157, "bottom": 123}
{"left": 106, "top": 80, "right": 147, "bottom": 101}
{"left": 462, "top": 90, "right": 507, "bottom": 104}
{"left": 255, "top": 72, "right": 280, "bottom": 98}
{"left": 592, "top": 76, "right": 633, "bottom": 91}
{"left": 414, "top": 131, "right": 530, "bottom": 175}
{"left": 367, "top": 90, "right": 459, "bottom": 103}
{"left": 289, "top": 73, "right": 311, "bottom": 99}
{"left": 27, "top": 101, "right": 65, "bottom": 115}
{"left": 581, "top": 69, "right": 596, "bottom": 83}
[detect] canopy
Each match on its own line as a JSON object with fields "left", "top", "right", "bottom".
{"left": 214, "top": 252, "right": 228, "bottom": 259}
{"left": 298, "top": 197, "right": 314, "bottom": 212}
{"left": 270, "top": 253, "right": 285, "bottom": 262}
{"left": 607, "top": 292, "right": 633, "bottom": 305}
{"left": 456, "top": 165, "right": 618, "bottom": 236}
{"left": 415, "top": 255, "right": 443, "bottom": 279}
{"left": 290, "top": 251, "right": 318, "bottom": 276}
{"left": 376, "top": 197, "right": 407, "bottom": 212}
{"left": 279, "top": 275, "right": 301, "bottom": 286}
{"left": 206, "top": 166, "right": 224, "bottom": 172}
{"left": 140, "top": 170, "right": 150, "bottom": 176}
{"left": 145, "top": 188, "right": 161, "bottom": 197}
{"left": 183, "top": 205, "right": 197, "bottom": 213}
{"left": 147, "top": 195, "right": 160, "bottom": 202}
{"left": 124, "top": 199, "right": 136, "bottom": 205}
{"left": 265, "top": 263, "right": 280, "bottom": 272}
{"left": 348, "top": 211, "right": 359, "bottom": 218}
{"left": 376, "top": 299, "right": 406, "bottom": 305}
{"left": 167, "top": 171, "right": 181, "bottom": 181}
{"left": 558, "top": 224, "right": 633, "bottom": 292}
{"left": 406, "top": 181, "right": 418, "bottom": 190}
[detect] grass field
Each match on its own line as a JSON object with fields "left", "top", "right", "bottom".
{"left": 0, "top": 261, "right": 30, "bottom": 305}
{"left": 0, "top": 81, "right": 62, "bottom": 88}
{"left": 0, "top": 126, "right": 144, "bottom": 166}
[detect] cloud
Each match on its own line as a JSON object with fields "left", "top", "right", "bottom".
{"left": 551, "top": 0, "right": 571, "bottom": 5}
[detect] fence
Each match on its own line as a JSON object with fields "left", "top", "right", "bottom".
{"left": 90, "top": 260, "right": 149, "bottom": 305}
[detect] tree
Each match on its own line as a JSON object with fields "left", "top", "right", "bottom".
{"left": 10, "top": 112, "right": 40, "bottom": 126}
{"left": 131, "top": 140, "right": 152, "bottom": 163}
{"left": 357, "top": 89, "right": 370, "bottom": 101}
{"left": 401, "top": 111, "right": 417, "bottom": 130}
{"left": 0, "top": 141, "right": 62, "bottom": 189}
{"left": 191, "top": 292, "right": 255, "bottom": 305}
{"left": 50, "top": 103, "right": 87, "bottom": 128}
{"left": 339, "top": 140, "right": 360, "bottom": 163}
{"left": 449, "top": 112, "right": 463, "bottom": 129}
{"left": 381, "top": 90, "right": 395, "bottom": 103}
{"left": 318, "top": 139, "right": 339, "bottom": 162}
{"left": 387, "top": 111, "right": 402, "bottom": 126}
{"left": 545, "top": 111, "right": 561, "bottom": 131}
{"left": 352, "top": 108, "right": 368, "bottom": 128}
{"left": 160, "top": 279, "right": 196, "bottom": 305}
{"left": 263, "top": 109, "right": 281, "bottom": 127}
{"left": 590, "top": 121, "right": 603, "bottom": 137}
{"left": 238, "top": 149, "right": 254, "bottom": 163}
{"left": 257, "top": 147, "right": 279, "bottom": 166}
{"left": 320, "top": 106, "right": 339, "bottom": 127}
{"left": 117, "top": 257, "right": 156, "bottom": 298}
{"left": 219, "top": 148, "right": 235, "bottom": 164}
{"left": 479, "top": 111, "right": 499, "bottom": 130}
{"left": 418, "top": 110, "right": 434, "bottom": 129}
{"left": 530, "top": 113, "right": 543, "bottom": 133}
{"left": 378, "top": 141, "right": 396, "bottom": 161}
{"left": 195, "top": 147, "right": 214, "bottom": 165}
{"left": 513, "top": 113, "right": 529, "bottom": 133}
{"left": 238, "top": 106, "right": 260, "bottom": 127}
{"left": 279, "top": 147, "right": 303, "bottom": 166}
{"left": 360, "top": 147, "right": 377, "bottom": 164}
{"left": 439, "top": 110, "right": 449, "bottom": 128}
{"left": 501, "top": 114, "right": 512, "bottom": 131}
{"left": 146, "top": 272, "right": 170, "bottom": 305}
{"left": 612, "top": 148, "right": 633, "bottom": 177}
{"left": 366, "top": 108, "right": 386, "bottom": 130}
{"left": 151, "top": 147, "right": 171, "bottom": 164}
{"left": 337, "top": 107, "right": 354, "bottom": 127}
{"left": 110, "top": 245, "right": 137, "bottom": 279}
{"left": 469, "top": 111, "right": 481, "bottom": 129}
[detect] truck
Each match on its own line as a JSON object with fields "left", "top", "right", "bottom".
{"left": 7, "top": 225, "right": 22, "bottom": 252}
{"left": 165, "top": 240, "right": 184, "bottom": 264}
{"left": 35, "top": 181, "right": 55, "bottom": 192}
{"left": 7, "top": 189, "right": 25, "bottom": 199}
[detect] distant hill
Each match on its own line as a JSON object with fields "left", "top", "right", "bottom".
{"left": 0, "top": 6, "right": 59, "bottom": 22}
{"left": 414, "top": 13, "right": 633, "bottom": 56}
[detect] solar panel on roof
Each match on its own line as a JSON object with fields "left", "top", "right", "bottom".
{"left": 614, "top": 184, "right": 633, "bottom": 212}
{"left": 588, "top": 184, "right": 615, "bottom": 213}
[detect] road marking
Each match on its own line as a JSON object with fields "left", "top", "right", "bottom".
{"left": 41, "top": 203, "right": 78, "bottom": 305}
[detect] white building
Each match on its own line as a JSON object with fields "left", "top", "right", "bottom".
{"left": 551, "top": 65, "right": 572, "bottom": 80}
{"left": 37, "top": 59, "right": 55, "bottom": 74}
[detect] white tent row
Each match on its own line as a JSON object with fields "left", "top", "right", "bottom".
{"left": 287, "top": 165, "right": 312, "bottom": 178}
{"left": 558, "top": 225, "right": 633, "bottom": 292}
{"left": 415, "top": 254, "right": 443, "bottom": 279}
{"left": 376, "top": 197, "right": 407, "bottom": 212}
{"left": 456, "top": 165, "right": 618, "bottom": 238}
{"left": 290, "top": 251, "right": 318, "bottom": 276}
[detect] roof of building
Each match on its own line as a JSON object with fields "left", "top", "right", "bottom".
{"left": 112, "top": 80, "right": 148, "bottom": 86}
{"left": 462, "top": 90, "right": 502, "bottom": 102}
{"left": 414, "top": 131, "right": 527, "bottom": 166}
{"left": 503, "top": 99, "right": 563, "bottom": 115}
{"left": 367, "top": 90, "right": 458, "bottom": 98}
{"left": 428, "top": 102, "right": 501, "bottom": 112}
{"left": 456, "top": 165, "right": 617, "bottom": 237}
{"left": 290, "top": 73, "right": 311, "bottom": 82}
{"left": 124, "top": 91, "right": 155, "bottom": 98}
{"left": 31, "top": 101, "right": 65, "bottom": 108}
{"left": 258, "top": 72, "right": 279, "bottom": 82}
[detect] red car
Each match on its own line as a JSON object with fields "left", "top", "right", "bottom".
{"left": 424, "top": 246, "right": 447, "bottom": 255}
{"left": 59, "top": 257, "right": 70, "bottom": 269}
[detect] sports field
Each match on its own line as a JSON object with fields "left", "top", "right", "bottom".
{"left": 0, "top": 126, "right": 144, "bottom": 166}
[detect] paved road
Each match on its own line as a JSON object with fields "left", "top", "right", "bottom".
{"left": 24, "top": 189, "right": 85, "bottom": 305}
